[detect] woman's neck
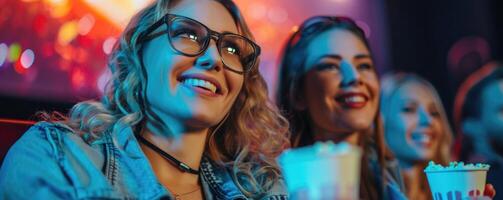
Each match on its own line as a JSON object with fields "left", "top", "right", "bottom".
{"left": 401, "top": 161, "right": 428, "bottom": 200}
{"left": 311, "top": 126, "right": 360, "bottom": 145}
{"left": 140, "top": 121, "right": 208, "bottom": 188}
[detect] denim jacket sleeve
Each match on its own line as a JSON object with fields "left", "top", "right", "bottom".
{"left": 0, "top": 122, "right": 118, "bottom": 199}
{"left": 0, "top": 123, "right": 78, "bottom": 199}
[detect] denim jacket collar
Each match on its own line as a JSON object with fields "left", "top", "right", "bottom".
{"left": 200, "top": 156, "right": 247, "bottom": 200}
{"left": 111, "top": 125, "right": 248, "bottom": 199}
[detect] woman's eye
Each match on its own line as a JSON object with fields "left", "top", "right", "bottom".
{"left": 224, "top": 46, "right": 240, "bottom": 55}
{"left": 357, "top": 63, "right": 373, "bottom": 70}
{"left": 430, "top": 110, "right": 441, "bottom": 118}
{"left": 314, "top": 63, "right": 339, "bottom": 71}
{"left": 182, "top": 33, "right": 198, "bottom": 41}
{"left": 173, "top": 29, "right": 199, "bottom": 41}
{"left": 222, "top": 42, "right": 241, "bottom": 56}
{"left": 402, "top": 106, "right": 416, "bottom": 113}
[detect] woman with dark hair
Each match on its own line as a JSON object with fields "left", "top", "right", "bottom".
{"left": 454, "top": 61, "right": 503, "bottom": 196}
{"left": 380, "top": 73, "right": 453, "bottom": 200}
{"left": 276, "top": 16, "right": 406, "bottom": 199}
{"left": 0, "top": 0, "right": 290, "bottom": 199}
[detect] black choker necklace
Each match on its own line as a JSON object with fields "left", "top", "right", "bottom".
{"left": 136, "top": 134, "right": 200, "bottom": 175}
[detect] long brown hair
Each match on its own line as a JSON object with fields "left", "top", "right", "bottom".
{"left": 275, "top": 16, "right": 389, "bottom": 199}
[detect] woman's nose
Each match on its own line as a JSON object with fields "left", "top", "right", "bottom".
{"left": 194, "top": 41, "right": 223, "bottom": 72}
{"left": 339, "top": 61, "right": 362, "bottom": 87}
{"left": 418, "top": 107, "right": 433, "bottom": 126}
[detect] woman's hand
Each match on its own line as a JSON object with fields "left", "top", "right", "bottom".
{"left": 484, "top": 184, "right": 496, "bottom": 198}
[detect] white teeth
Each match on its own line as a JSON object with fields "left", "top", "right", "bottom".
{"left": 345, "top": 96, "right": 365, "bottom": 103}
{"left": 422, "top": 134, "right": 431, "bottom": 143}
{"left": 412, "top": 133, "right": 431, "bottom": 143}
{"left": 182, "top": 78, "right": 217, "bottom": 93}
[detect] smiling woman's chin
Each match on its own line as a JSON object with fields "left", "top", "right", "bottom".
{"left": 341, "top": 117, "right": 373, "bottom": 131}
{"left": 184, "top": 113, "right": 226, "bottom": 129}
{"left": 414, "top": 150, "right": 434, "bottom": 161}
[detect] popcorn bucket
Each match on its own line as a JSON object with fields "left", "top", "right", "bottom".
{"left": 424, "top": 162, "right": 490, "bottom": 200}
{"left": 277, "top": 142, "right": 362, "bottom": 200}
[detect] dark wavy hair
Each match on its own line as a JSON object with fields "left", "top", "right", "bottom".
{"left": 275, "top": 16, "right": 390, "bottom": 199}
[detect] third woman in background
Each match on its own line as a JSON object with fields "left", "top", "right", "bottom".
{"left": 380, "top": 73, "right": 453, "bottom": 200}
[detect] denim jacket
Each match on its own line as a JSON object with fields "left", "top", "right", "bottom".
{"left": 0, "top": 122, "right": 288, "bottom": 200}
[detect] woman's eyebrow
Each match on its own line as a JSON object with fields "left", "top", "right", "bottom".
{"left": 354, "top": 54, "right": 371, "bottom": 59}
{"left": 316, "top": 54, "right": 342, "bottom": 61}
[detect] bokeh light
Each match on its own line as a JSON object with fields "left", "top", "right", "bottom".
{"left": 57, "top": 21, "right": 79, "bottom": 45}
{"left": 71, "top": 68, "right": 86, "bottom": 89}
{"left": 102, "top": 37, "right": 117, "bottom": 55}
{"left": 97, "top": 68, "right": 112, "bottom": 94}
{"left": 8, "top": 43, "right": 21, "bottom": 63}
{"left": 78, "top": 14, "right": 95, "bottom": 35}
{"left": 20, "top": 49, "right": 35, "bottom": 69}
{"left": 291, "top": 26, "right": 299, "bottom": 33}
{"left": 0, "top": 43, "right": 8, "bottom": 67}
{"left": 32, "top": 14, "right": 48, "bottom": 37}
{"left": 14, "top": 60, "right": 28, "bottom": 74}
{"left": 54, "top": 44, "right": 74, "bottom": 61}
{"left": 48, "top": 0, "right": 71, "bottom": 18}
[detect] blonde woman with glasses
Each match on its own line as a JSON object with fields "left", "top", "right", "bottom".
{"left": 0, "top": 0, "right": 290, "bottom": 199}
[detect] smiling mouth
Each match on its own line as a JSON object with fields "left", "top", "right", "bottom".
{"left": 335, "top": 93, "right": 368, "bottom": 108}
{"left": 181, "top": 78, "right": 218, "bottom": 93}
{"left": 411, "top": 132, "right": 433, "bottom": 147}
{"left": 177, "top": 74, "right": 224, "bottom": 97}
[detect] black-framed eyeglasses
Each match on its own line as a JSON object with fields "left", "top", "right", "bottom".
{"left": 137, "top": 13, "right": 261, "bottom": 75}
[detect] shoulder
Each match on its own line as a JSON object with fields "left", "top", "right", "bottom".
{"left": 6, "top": 122, "right": 74, "bottom": 156}
{"left": 0, "top": 122, "right": 78, "bottom": 198}
{"left": 0, "top": 121, "right": 112, "bottom": 198}
{"left": 1, "top": 121, "right": 106, "bottom": 175}
{"left": 0, "top": 121, "right": 86, "bottom": 171}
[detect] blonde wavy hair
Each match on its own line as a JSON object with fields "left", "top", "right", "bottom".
{"left": 380, "top": 72, "right": 453, "bottom": 200}
{"left": 44, "top": 0, "right": 290, "bottom": 198}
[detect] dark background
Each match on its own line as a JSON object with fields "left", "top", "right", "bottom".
{"left": 386, "top": 0, "right": 503, "bottom": 120}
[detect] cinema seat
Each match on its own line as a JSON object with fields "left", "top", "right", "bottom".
{"left": 0, "top": 119, "right": 35, "bottom": 165}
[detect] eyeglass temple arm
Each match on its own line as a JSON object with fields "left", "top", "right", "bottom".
{"left": 138, "top": 30, "right": 168, "bottom": 44}
{"left": 137, "top": 18, "right": 167, "bottom": 44}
